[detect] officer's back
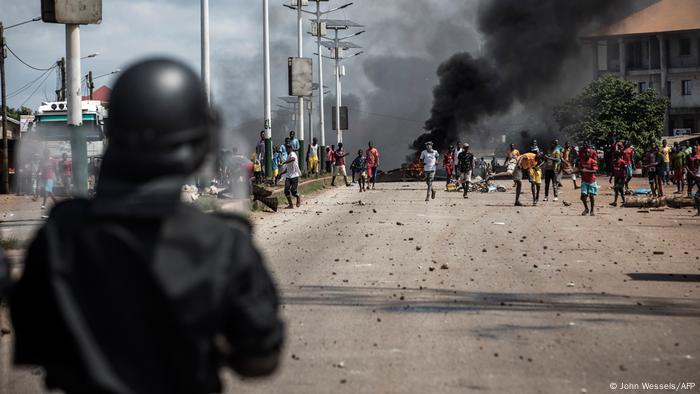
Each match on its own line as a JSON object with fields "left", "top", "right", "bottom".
{"left": 9, "top": 59, "right": 284, "bottom": 394}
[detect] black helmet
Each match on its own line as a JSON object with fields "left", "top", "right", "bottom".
{"left": 103, "top": 58, "right": 218, "bottom": 181}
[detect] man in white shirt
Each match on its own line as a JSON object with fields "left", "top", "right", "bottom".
{"left": 453, "top": 141, "right": 463, "bottom": 181}
{"left": 420, "top": 141, "right": 440, "bottom": 202}
{"left": 283, "top": 143, "right": 302, "bottom": 209}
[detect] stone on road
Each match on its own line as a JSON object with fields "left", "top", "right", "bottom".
{"left": 230, "top": 181, "right": 699, "bottom": 393}
{"left": 2, "top": 181, "right": 698, "bottom": 393}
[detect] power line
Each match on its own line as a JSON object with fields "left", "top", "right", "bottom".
{"left": 5, "top": 45, "right": 55, "bottom": 71}
{"left": 19, "top": 67, "right": 55, "bottom": 107}
{"left": 7, "top": 67, "right": 55, "bottom": 98}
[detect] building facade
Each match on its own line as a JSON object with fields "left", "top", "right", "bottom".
{"left": 588, "top": 0, "right": 700, "bottom": 135}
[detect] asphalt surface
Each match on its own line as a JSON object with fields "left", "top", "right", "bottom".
{"left": 2, "top": 180, "right": 699, "bottom": 393}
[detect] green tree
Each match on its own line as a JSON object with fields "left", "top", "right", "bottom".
{"left": 554, "top": 75, "right": 668, "bottom": 149}
{"left": 6, "top": 106, "right": 33, "bottom": 121}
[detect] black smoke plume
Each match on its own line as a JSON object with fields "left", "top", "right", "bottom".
{"left": 413, "top": 0, "right": 653, "bottom": 153}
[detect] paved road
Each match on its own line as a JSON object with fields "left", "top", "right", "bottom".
{"left": 230, "top": 180, "right": 700, "bottom": 393}
{"left": 2, "top": 180, "right": 699, "bottom": 393}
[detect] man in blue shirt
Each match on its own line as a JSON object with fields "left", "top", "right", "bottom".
{"left": 289, "top": 131, "right": 300, "bottom": 156}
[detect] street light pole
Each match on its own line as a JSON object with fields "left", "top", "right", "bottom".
{"left": 334, "top": 29, "right": 342, "bottom": 144}
{"left": 263, "top": 0, "right": 273, "bottom": 179}
{"left": 0, "top": 22, "right": 8, "bottom": 194}
{"left": 87, "top": 70, "right": 94, "bottom": 100}
{"left": 315, "top": 1, "right": 326, "bottom": 172}
{"left": 296, "top": 0, "right": 306, "bottom": 174}
{"left": 1, "top": 17, "right": 42, "bottom": 194}
{"left": 201, "top": 0, "right": 211, "bottom": 103}
{"left": 66, "top": 24, "right": 87, "bottom": 197}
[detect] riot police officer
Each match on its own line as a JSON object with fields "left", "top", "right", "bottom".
{"left": 10, "top": 58, "right": 284, "bottom": 394}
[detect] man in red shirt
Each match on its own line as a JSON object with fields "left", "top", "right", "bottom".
{"left": 331, "top": 143, "right": 350, "bottom": 187}
{"left": 39, "top": 149, "right": 57, "bottom": 211}
{"left": 621, "top": 141, "right": 635, "bottom": 191}
{"left": 366, "top": 141, "right": 380, "bottom": 190}
{"left": 326, "top": 145, "right": 336, "bottom": 175}
{"left": 609, "top": 150, "right": 626, "bottom": 207}
{"left": 443, "top": 146, "right": 454, "bottom": 189}
{"left": 580, "top": 148, "right": 599, "bottom": 216}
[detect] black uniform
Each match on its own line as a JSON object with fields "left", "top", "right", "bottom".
{"left": 10, "top": 58, "right": 284, "bottom": 394}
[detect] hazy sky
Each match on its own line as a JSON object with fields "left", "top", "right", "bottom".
{"left": 2, "top": 1, "right": 487, "bottom": 167}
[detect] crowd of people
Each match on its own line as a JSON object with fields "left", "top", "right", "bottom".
{"left": 415, "top": 138, "right": 700, "bottom": 216}
{"left": 247, "top": 131, "right": 381, "bottom": 208}
{"left": 17, "top": 149, "right": 73, "bottom": 210}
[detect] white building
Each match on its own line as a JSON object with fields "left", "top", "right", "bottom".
{"left": 587, "top": 0, "right": 700, "bottom": 135}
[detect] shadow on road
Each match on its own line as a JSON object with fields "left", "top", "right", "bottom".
{"left": 281, "top": 285, "right": 700, "bottom": 318}
{"left": 627, "top": 273, "right": 700, "bottom": 282}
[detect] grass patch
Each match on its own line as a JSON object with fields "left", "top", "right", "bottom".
{"left": 275, "top": 178, "right": 330, "bottom": 205}
{"left": 192, "top": 196, "right": 223, "bottom": 212}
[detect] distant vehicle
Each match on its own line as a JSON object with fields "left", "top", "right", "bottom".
{"left": 30, "top": 100, "right": 107, "bottom": 158}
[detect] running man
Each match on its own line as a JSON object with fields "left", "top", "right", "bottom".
{"left": 282, "top": 143, "right": 302, "bottom": 209}
{"left": 580, "top": 148, "right": 599, "bottom": 216}
{"left": 443, "top": 146, "right": 455, "bottom": 189}
{"left": 543, "top": 140, "right": 561, "bottom": 202}
{"left": 420, "top": 141, "right": 439, "bottom": 202}
{"left": 351, "top": 149, "right": 368, "bottom": 192}
{"left": 457, "top": 143, "right": 474, "bottom": 199}
{"left": 331, "top": 143, "right": 351, "bottom": 187}
{"left": 366, "top": 141, "right": 380, "bottom": 190}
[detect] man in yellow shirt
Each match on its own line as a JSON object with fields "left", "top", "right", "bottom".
{"left": 661, "top": 139, "right": 672, "bottom": 185}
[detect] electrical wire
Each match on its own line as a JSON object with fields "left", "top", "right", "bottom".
{"left": 19, "top": 68, "right": 55, "bottom": 107}
{"left": 7, "top": 66, "right": 56, "bottom": 98}
{"left": 4, "top": 45, "right": 55, "bottom": 71}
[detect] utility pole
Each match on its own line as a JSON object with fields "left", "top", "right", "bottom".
{"left": 1, "top": 17, "right": 42, "bottom": 194}
{"left": 314, "top": 1, "right": 326, "bottom": 172}
{"left": 308, "top": 99, "right": 313, "bottom": 152}
{"left": 334, "top": 29, "right": 342, "bottom": 144}
{"left": 0, "top": 22, "right": 8, "bottom": 194}
{"left": 55, "top": 57, "right": 65, "bottom": 101}
{"left": 66, "top": 24, "right": 87, "bottom": 196}
{"left": 288, "top": 1, "right": 354, "bottom": 171}
{"left": 321, "top": 19, "right": 363, "bottom": 145}
{"left": 263, "top": 0, "right": 273, "bottom": 179}
{"left": 296, "top": 0, "right": 306, "bottom": 174}
{"left": 87, "top": 70, "right": 94, "bottom": 100}
{"left": 201, "top": 0, "right": 210, "bottom": 103}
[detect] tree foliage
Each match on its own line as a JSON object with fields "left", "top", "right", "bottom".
{"left": 5, "top": 106, "right": 33, "bottom": 121}
{"left": 554, "top": 76, "right": 668, "bottom": 149}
